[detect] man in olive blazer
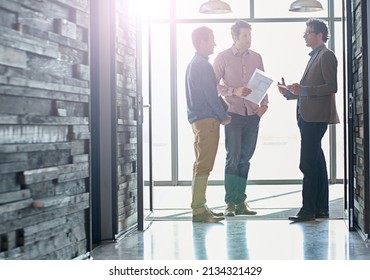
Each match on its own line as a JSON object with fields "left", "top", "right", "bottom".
{"left": 278, "top": 18, "right": 339, "bottom": 222}
{"left": 299, "top": 43, "right": 339, "bottom": 124}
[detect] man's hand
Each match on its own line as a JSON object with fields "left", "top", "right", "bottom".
{"left": 233, "top": 87, "right": 251, "bottom": 97}
{"left": 255, "top": 105, "right": 268, "bottom": 117}
{"left": 277, "top": 77, "right": 287, "bottom": 95}
{"left": 287, "top": 83, "right": 302, "bottom": 95}
{"left": 221, "top": 115, "right": 232, "bottom": 125}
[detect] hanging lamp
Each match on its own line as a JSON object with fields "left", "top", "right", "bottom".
{"left": 199, "top": 0, "right": 232, "bottom": 14}
{"left": 289, "top": 0, "right": 323, "bottom": 12}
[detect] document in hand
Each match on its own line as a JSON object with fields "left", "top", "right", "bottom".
{"left": 243, "top": 69, "right": 273, "bottom": 105}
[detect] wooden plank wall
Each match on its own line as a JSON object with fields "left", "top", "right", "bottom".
{"left": 0, "top": 0, "right": 90, "bottom": 259}
{"left": 115, "top": 0, "right": 138, "bottom": 234}
{"left": 352, "top": 0, "right": 369, "bottom": 234}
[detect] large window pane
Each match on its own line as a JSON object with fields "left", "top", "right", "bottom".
{"left": 334, "top": 0, "right": 343, "bottom": 18}
{"left": 138, "top": 0, "right": 170, "bottom": 20}
{"left": 145, "top": 24, "right": 172, "bottom": 181}
{"left": 176, "top": 0, "right": 250, "bottom": 19}
{"left": 254, "top": 0, "right": 327, "bottom": 18}
{"left": 246, "top": 22, "right": 309, "bottom": 180}
{"left": 151, "top": 0, "right": 343, "bottom": 184}
{"left": 178, "top": 21, "right": 334, "bottom": 181}
{"left": 141, "top": 24, "right": 150, "bottom": 181}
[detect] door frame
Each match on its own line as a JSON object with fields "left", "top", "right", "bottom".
{"left": 343, "top": 0, "right": 355, "bottom": 231}
{"left": 137, "top": 14, "right": 154, "bottom": 231}
{"left": 90, "top": 0, "right": 119, "bottom": 243}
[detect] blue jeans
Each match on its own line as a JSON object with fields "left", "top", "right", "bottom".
{"left": 224, "top": 113, "right": 260, "bottom": 204}
{"left": 298, "top": 116, "right": 328, "bottom": 214}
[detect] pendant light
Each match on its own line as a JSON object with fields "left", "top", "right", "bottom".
{"left": 199, "top": 0, "right": 232, "bottom": 14}
{"left": 289, "top": 0, "right": 323, "bottom": 12}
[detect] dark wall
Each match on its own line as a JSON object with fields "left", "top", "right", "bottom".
{"left": 351, "top": 0, "right": 370, "bottom": 235}
{"left": 0, "top": 0, "right": 139, "bottom": 259}
{"left": 0, "top": 0, "right": 90, "bottom": 259}
{"left": 115, "top": 0, "right": 138, "bottom": 234}
{"left": 89, "top": 0, "right": 138, "bottom": 243}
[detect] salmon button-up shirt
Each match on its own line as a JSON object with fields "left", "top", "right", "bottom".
{"left": 213, "top": 45, "right": 269, "bottom": 116}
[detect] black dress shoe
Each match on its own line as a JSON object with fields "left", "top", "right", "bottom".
{"left": 315, "top": 210, "right": 329, "bottom": 218}
{"left": 289, "top": 211, "right": 315, "bottom": 222}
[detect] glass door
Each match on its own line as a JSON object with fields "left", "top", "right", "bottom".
{"left": 137, "top": 15, "right": 154, "bottom": 231}
{"left": 342, "top": 0, "right": 354, "bottom": 230}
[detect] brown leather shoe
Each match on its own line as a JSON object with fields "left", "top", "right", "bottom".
{"left": 224, "top": 202, "right": 235, "bottom": 216}
{"left": 235, "top": 202, "right": 257, "bottom": 215}
{"left": 192, "top": 211, "right": 225, "bottom": 223}
{"left": 205, "top": 206, "right": 224, "bottom": 217}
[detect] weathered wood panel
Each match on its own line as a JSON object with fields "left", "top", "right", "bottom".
{"left": 0, "top": 189, "right": 31, "bottom": 204}
{"left": 0, "top": 0, "right": 90, "bottom": 260}
{"left": 0, "top": 86, "right": 89, "bottom": 103}
{"left": 55, "top": 179, "right": 86, "bottom": 196}
{"left": 0, "top": 196, "right": 89, "bottom": 233}
{"left": 115, "top": 0, "right": 138, "bottom": 235}
{"left": 0, "top": 125, "right": 68, "bottom": 144}
{"left": 0, "top": 173, "right": 20, "bottom": 193}
{"left": 0, "top": 45, "right": 27, "bottom": 68}
{"left": 0, "top": 26, "right": 59, "bottom": 58}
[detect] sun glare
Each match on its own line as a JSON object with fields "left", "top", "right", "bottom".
{"left": 134, "top": 0, "right": 169, "bottom": 21}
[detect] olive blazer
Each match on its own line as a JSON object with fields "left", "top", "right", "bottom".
{"left": 290, "top": 44, "right": 340, "bottom": 124}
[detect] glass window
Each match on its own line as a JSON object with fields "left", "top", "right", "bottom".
{"left": 254, "top": 0, "right": 328, "bottom": 18}
{"left": 141, "top": 24, "right": 150, "bottom": 181}
{"left": 137, "top": 0, "right": 170, "bottom": 21}
{"left": 178, "top": 21, "right": 329, "bottom": 181}
{"left": 334, "top": 0, "right": 343, "bottom": 18}
{"left": 147, "top": 0, "right": 343, "bottom": 184}
{"left": 245, "top": 22, "right": 310, "bottom": 180}
{"left": 143, "top": 24, "right": 172, "bottom": 181}
{"left": 176, "top": 0, "right": 250, "bottom": 20}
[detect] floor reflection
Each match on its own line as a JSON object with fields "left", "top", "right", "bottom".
{"left": 91, "top": 220, "right": 370, "bottom": 260}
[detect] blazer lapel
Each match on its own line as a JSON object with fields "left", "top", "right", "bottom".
{"left": 301, "top": 45, "right": 325, "bottom": 83}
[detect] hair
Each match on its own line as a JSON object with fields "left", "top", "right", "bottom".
{"left": 191, "top": 26, "right": 213, "bottom": 50}
{"left": 231, "top": 20, "right": 251, "bottom": 38}
{"left": 306, "top": 18, "right": 329, "bottom": 42}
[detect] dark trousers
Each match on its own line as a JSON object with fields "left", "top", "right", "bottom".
{"left": 224, "top": 113, "right": 260, "bottom": 204}
{"left": 298, "top": 116, "right": 328, "bottom": 214}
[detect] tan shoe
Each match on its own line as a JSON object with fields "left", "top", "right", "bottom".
{"left": 235, "top": 202, "right": 257, "bottom": 215}
{"left": 205, "top": 206, "right": 224, "bottom": 217}
{"left": 224, "top": 202, "right": 235, "bottom": 216}
{"left": 192, "top": 211, "right": 225, "bottom": 223}
{"left": 210, "top": 210, "right": 224, "bottom": 217}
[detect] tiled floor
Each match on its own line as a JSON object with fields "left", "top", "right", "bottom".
{"left": 90, "top": 185, "right": 370, "bottom": 260}
{"left": 91, "top": 219, "right": 370, "bottom": 260}
{"left": 148, "top": 184, "right": 344, "bottom": 220}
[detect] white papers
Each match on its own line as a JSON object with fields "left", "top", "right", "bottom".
{"left": 243, "top": 69, "right": 273, "bottom": 105}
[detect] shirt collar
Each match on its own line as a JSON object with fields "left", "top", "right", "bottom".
{"left": 195, "top": 51, "right": 209, "bottom": 61}
{"left": 309, "top": 43, "right": 325, "bottom": 57}
{"left": 231, "top": 44, "right": 250, "bottom": 56}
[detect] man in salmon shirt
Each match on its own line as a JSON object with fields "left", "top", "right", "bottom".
{"left": 213, "top": 20, "right": 269, "bottom": 217}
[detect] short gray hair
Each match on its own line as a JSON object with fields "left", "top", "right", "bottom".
{"left": 191, "top": 26, "right": 213, "bottom": 50}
